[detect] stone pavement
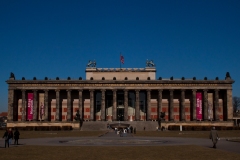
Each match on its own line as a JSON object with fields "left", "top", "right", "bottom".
{"left": 1, "top": 130, "right": 240, "bottom": 154}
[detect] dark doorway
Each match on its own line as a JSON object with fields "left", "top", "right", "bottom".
{"left": 117, "top": 108, "right": 124, "bottom": 121}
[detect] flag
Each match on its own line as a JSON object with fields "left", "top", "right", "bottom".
{"left": 120, "top": 55, "right": 124, "bottom": 64}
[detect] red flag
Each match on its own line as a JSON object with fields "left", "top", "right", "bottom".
{"left": 120, "top": 55, "right": 124, "bottom": 64}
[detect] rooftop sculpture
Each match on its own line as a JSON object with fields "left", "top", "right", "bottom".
{"left": 87, "top": 60, "right": 96, "bottom": 67}
{"left": 10, "top": 72, "right": 15, "bottom": 79}
{"left": 146, "top": 59, "right": 155, "bottom": 67}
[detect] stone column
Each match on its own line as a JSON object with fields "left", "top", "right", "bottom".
{"left": 112, "top": 90, "right": 117, "bottom": 121}
{"left": 90, "top": 90, "right": 94, "bottom": 121}
{"left": 21, "top": 90, "right": 26, "bottom": 121}
{"left": 7, "top": 89, "right": 14, "bottom": 122}
{"left": 55, "top": 90, "right": 60, "bottom": 121}
{"left": 67, "top": 90, "right": 72, "bottom": 121}
{"left": 158, "top": 89, "right": 163, "bottom": 120}
{"left": 33, "top": 90, "right": 38, "bottom": 121}
{"left": 181, "top": 90, "right": 185, "bottom": 121}
{"left": 44, "top": 90, "right": 48, "bottom": 121}
{"left": 214, "top": 89, "right": 219, "bottom": 121}
{"left": 78, "top": 90, "right": 83, "bottom": 120}
{"left": 169, "top": 90, "right": 174, "bottom": 121}
{"left": 101, "top": 89, "right": 106, "bottom": 121}
{"left": 124, "top": 90, "right": 128, "bottom": 121}
{"left": 147, "top": 90, "right": 151, "bottom": 121}
{"left": 203, "top": 90, "right": 208, "bottom": 121}
{"left": 135, "top": 90, "right": 140, "bottom": 121}
{"left": 227, "top": 89, "right": 233, "bottom": 121}
{"left": 192, "top": 90, "right": 197, "bottom": 120}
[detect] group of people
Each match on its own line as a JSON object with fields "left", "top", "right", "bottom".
{"left": 114, "top": 126, "right": 136, "bottom": 136}
{"left": 2, "top": 128, "right": 20, "bottom": 148}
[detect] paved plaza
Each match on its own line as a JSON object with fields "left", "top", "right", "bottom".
{"left": 1, "top": 130, "right": 240, "bottom": 154}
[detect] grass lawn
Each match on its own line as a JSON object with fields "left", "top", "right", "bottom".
{"left": 0, "top": 130, "right": 239, "bottom": 160}
{"left": 134, "top": 130, "right": 240, "bottom": 139}
{"left": 0, "top": 145, "right": 240, "bottom": 160}
{"left": 1, "top": 130, "right": 239, "bottom": 139}
{"left": 0, "top": 130, "right": 106, "bottom": 139}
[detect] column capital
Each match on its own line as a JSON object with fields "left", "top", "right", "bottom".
{"left": 89, "top": 89, "right": 94, "bottom": 92}
{"left": 55, "top": 89, "right": 60, "bottom": 92}
{"left": 21, "top": 89, "right": 26, "bottom": 92}
{"left": 44, "top": 89, "right": 49, "bottom": 92}
{"left": 135, "top": 89, "right": 140, "bottom": 92}
{"left": 101, "top": 89, "right": 106, "bottom": 92}
{"left": 192, "top": 89, "right": 197, "bottom": 92}
{"left": 32, "top": 90, "right": 38, "bottom": 92}
{"left": 203, "top": 89, "right": 208, "bottom": 92}
{"left": 67, "top": 89, "right": 72, "bottom": 92}
{"left": 181, "top": 89, "right": 185, "bottom": 92}
{"left": 78, "top": 89, "right": 83, "bottom": 92}
{"left": 158, "top": 89, "right": 163, "bottom": 92}
{"left": 214, "top": 89, "right": 219, "bottom": 92}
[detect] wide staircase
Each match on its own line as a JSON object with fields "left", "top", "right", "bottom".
{"left": 79, "top": 121, "right": 159, "bottom": 131}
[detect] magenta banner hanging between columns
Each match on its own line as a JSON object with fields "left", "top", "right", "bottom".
{"left": 196, "top": 92, "right": 202, "bottom": 120}
{"left": 27, "top": 93, "right": 33, "bottom": 120}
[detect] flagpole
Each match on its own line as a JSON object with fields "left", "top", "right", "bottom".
{"left": 120, "top": 53, "right": 121, "bottom": 69}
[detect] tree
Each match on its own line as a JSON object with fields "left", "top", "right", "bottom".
{"left": 232, "top": 97, "right": 240, "bottom": 113}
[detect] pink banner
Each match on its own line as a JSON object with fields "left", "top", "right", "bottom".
{"left": 27, "top": 93, "right": 33, "bottom": 120}
{"left": 196, "top": 92, "right": 202, "bottom": 120}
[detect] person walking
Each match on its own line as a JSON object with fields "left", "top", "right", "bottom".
{"left": 14, "top": 128, "right": 20, "bottom": 145}
{"left": 134, "top": 127, "right": 136, "bottom": 134}
{"left": 2, "top": 129, "right": 9, "bottom": 148}
{"left": 209, "top": 127, "right": 219, "bottom": 148}
{"left": 8, "top": 128, "right": 13, "bottom": 145}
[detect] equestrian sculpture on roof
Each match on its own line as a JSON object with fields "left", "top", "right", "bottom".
{"left": 87, "top": 60, "right": 96, "bottom": 67}
{"left": 146, "top": 59, "right": 155, "bottom": 67}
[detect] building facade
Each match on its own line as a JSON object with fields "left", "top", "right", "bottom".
{"left": 6, "top": 66, "right": 235, "bottom": 129}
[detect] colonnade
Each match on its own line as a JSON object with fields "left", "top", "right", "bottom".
{"left": 7, "top": 88, "right": 233, "bottom": 122}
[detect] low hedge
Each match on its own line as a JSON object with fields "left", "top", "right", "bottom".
{"left": 168, "top": 125, "right": 240, "bottom": 131}
{"left": 9, "top": 126, "right": 72, "bottom": 131}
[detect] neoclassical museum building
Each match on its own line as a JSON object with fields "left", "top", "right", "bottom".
{"left": 6, "top": 62, "right": 235, "bottom": 130}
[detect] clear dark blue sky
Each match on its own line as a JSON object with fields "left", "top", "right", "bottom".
{"left": 0, "top": 0, "right": 240, "bottom": 112}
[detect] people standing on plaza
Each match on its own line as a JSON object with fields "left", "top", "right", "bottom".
{"left": 8, "top": 128, "right": 13, "bottom": 145}
{"left": 134, "top": 127, "right": 136, "bottom": 134}
{"left": 14, "top": 128, "right": 20, "bottom": 145}
{"left": 2, "top": 129, "right": 9, "bottom": 148}
{"left": 209, "top": 127, "right": 219, "bottom": 148}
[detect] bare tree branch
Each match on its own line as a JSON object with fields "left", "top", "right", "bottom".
{"left": 232, "top": 97, "right": 240, "bottom": 113}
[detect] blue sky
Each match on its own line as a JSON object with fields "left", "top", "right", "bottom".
{"left": 0, "top": 0, "right": 240, "bottom": 112}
